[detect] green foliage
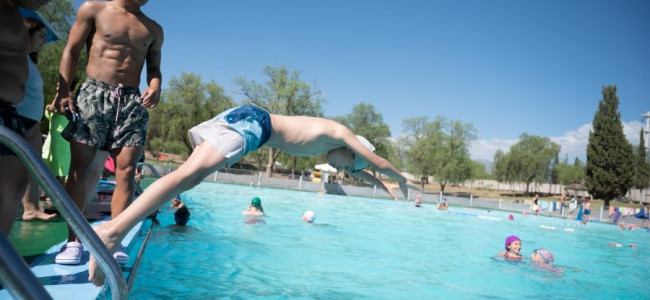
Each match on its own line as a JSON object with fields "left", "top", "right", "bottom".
{"left": 37, "top": 0, "right": 86, "bottom": 132}
{"left": 469, "top": 160, "right": 491, "bottom": 179}
{"left": 333, "top": 102, "right": 392, "bottom": 166}
{"left": 234, "top": 66, "right": 325, "bottom": 175}
{"left": 585, "top": 85, "right": 634, "bottom": 206}
{"left": 401, "top": 116, "right": 476, "bottom": 191}
{"left": 633, "top": 129, "right": 650, "bottom": 191}
{"left": 493, "top": 133, "right": 560, "bottom": 193}
{"left": 147, "top": 72, "right": 235, "bottom": 155}
{"left": 553, "top": 157, "right": 585, "bottom": 185}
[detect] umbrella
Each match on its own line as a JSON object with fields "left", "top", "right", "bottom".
{"left": 314, "top": 163, "right": 337, "bottom": 173}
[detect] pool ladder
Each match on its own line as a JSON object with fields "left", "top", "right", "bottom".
{"left": 0, "top": 125, "right": 145, "bottom": 300}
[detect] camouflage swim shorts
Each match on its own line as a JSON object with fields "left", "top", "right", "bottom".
{"left": 0, "top": 100, "right": 26, "bottom": 156}
{"left": 62, "top": 77, "right": 148, "bottom": 151}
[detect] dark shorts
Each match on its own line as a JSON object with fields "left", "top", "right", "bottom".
{"left": 0, "top": 100, "right": 26, "bottom": 156}
{"left": 584, "top": 209, "right": 591, "bottom": 215}
{"left": 62, "top": 77, "right": 148, "bottom": 151}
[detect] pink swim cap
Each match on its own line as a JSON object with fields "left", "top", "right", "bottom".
{"left": 505, "top": 235, "right": 521, "bottom": 251}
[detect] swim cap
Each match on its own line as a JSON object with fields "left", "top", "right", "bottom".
{"left": 251, "top": 197, "right": 261, "bottom": 207}
{"left": 535, "top": 248, "right": 554, "bottom": 263}
{"left": 303, "top": 211, "right": 315, "bottom": 223}
{"left": 353, "top": 135, "right": 376, "bottom": 172}
{"left": 505, "top": 235, "right": 521, "bottom": 251}
{"left": 174, "top": 206, "right": 191, "bottom": 226}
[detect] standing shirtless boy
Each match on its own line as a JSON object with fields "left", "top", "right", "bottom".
{"left": 48, "top": 0, "right": 163, "bottom": 265}
{"left": 88, "top": 105, "right": 419, "bottom": 285}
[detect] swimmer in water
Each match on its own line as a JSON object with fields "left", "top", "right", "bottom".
{"left": 496, "top": 235, "right": 522, "bottom": 260}
{"left": 302, "top": 211, "right": 316, "bottom": 223}
{"left": 530, "top": 248, "right": 554, "bottom": 265}
{"left": 242, "top": 197, "right": 265, "bottom": 217}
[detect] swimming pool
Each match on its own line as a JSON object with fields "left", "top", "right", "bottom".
{"left": 123, "top": 182, "right": 649, "bottom": 299}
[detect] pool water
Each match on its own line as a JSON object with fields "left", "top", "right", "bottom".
{"left": 126, "top": 182, "right": 649, "bottom": 299}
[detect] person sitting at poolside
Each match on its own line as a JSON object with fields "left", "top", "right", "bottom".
{"left": 169, "top": 195, "right": 184, "bottom": 210}
{"left": 242, "top": 197, "right": 265, "bottom": 216}
{"left": 302, "top": 210, "right": 316, "bottom": 223}
{"left": 87, "top": 104, "right": 419, "bottom": 285}
{"left": 634, "top": 204, "right": 650, "bottom": 228}
{"left": 496, "top": 235, "right": 522, "bottom": 261}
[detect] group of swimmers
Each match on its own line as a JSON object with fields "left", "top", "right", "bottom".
{"left": 413, "top": 194, "right": 448, "bottom": 210}
{"left": 241, "top": 196, "right": 316, "bottom": 223}
{"left": 497, "top": 235, "right": 556, "bottom": 268}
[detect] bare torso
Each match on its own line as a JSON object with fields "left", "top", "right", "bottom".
{"left": 266, "top": 114, "right": 348, "bottom": 156}
{"left": 85, "top": 1, "right": 159, "bottom": 86}
{"left": 0, "top": 0, "right": 30, "bottom": 103}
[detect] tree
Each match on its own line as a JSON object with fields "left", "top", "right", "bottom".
{"left": 402, "top": 116, "right": 476, "bottom": 191}
{"left": 234, "top": 66, "right": 324, "bottom": 177}
{"left": 469, "top": 160, "right": 490, "bottom": 180}
{"left": 553, "top": 157, "right": 585, "bottom": 186}
{"left": 496, "top": 134, "right": 560, "bottom": 194}
{"left": 333, "top": 103, "right": 392, "bottom": 178}
{"left": 38, "top": 0, "right": 85, "bottom": 132}
{"left": 585, "top": 85, "right": 634, "bottom": 207}
{"left": 402, "top": 116, "right": 439, "bottom": 190}
{"left": 633, "top": 129, "right": 650, "bottom": 204}
{"left": 147, "top": 73, "right": 235, "bottom": 155}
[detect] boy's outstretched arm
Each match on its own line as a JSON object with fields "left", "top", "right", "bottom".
{"left": 349, "top": 170, "right": 398, "bottom": 199}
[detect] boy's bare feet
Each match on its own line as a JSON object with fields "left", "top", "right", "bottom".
{"left": 88, "top": 221, "right": 120, "bottom": 286}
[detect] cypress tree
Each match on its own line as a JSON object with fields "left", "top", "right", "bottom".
{"left": 633, "top": 129, "right": 650, "bottom": 203}
{"left": 585, "top": 86, "right": 634, "bottom": 207}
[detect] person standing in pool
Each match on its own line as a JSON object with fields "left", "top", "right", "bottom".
{"left": 87, "top": 104, "right": 419, "bottom": 285}
{"left": 48, "top": 0, "right": 164, "bottom": 265}
{"left": 242, "top": 197, "right": 265, "bottom": 216}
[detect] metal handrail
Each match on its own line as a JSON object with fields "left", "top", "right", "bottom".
{"left": 126, "top": 162, "right": 162, "bottom": 291}
{"left": 0, "top": 234, "right": 51, "bottom": 300}
{"left": 134, "top": 163, "right": 162, "bottom": 195}
{"left": 0, "top": 126, "right": 127, "bottom": 300}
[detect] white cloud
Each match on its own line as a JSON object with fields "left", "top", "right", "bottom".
{"left": 470, "top": 120, "right": 646, "bottom": 163}
{"left": 469, "top": 138, "right": 518, "bottom": 162}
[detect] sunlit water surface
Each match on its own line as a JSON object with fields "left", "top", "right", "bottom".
{"left": 126, "top": 182, "right": 649, "bottom": 299}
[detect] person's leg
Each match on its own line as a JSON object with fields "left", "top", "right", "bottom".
{"left": 111, "top": 146, "right": 143, "bottom": 218}
{"left": 89, "top": 141, "right": 228, "bottom": 285}
{"left": 0, "top": 156, "right": 27, "bottom": 236}
{"left": 64, "top": 141, "right": 101, "bottom": 242}
{"left": 21, "top": 124, "right": 57, "bottom": 221}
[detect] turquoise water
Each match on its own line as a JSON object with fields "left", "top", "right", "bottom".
{"left": 127, "top": 182, "right": 649, "bottom": 299}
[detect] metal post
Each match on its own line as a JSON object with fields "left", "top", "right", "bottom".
{"left": 299, "top": 175, "right": 303, "bottom": 190}
{"left": 599, "top": 206, "right": 604, "bottom": 222}
{"left": 373, "top": 185, "right": 377, "bottom": 197}
{"left": 498, "top": 197, "right": 501, "bottom": 210}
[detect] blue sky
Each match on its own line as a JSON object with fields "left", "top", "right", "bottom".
{"left": 71, "top": 0, "right": 650, "bottom": 163}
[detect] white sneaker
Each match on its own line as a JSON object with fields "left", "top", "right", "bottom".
{"left": 55, "top": 242, "right": 84, "bottom": 265}
{"left": 114, "top": 244, "right": 130, "bottom": 264}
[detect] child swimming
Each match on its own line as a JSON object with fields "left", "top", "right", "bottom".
{"left": 497, "top": 235, "right": 522, "bottom": 260}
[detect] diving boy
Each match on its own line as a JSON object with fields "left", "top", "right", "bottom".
{"left": 88, "top": 104, "right": 419, "bottom": 285}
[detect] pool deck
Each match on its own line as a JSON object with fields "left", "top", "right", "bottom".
{"left": 0, "top": 218, "right": 147, "bottom": 300}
